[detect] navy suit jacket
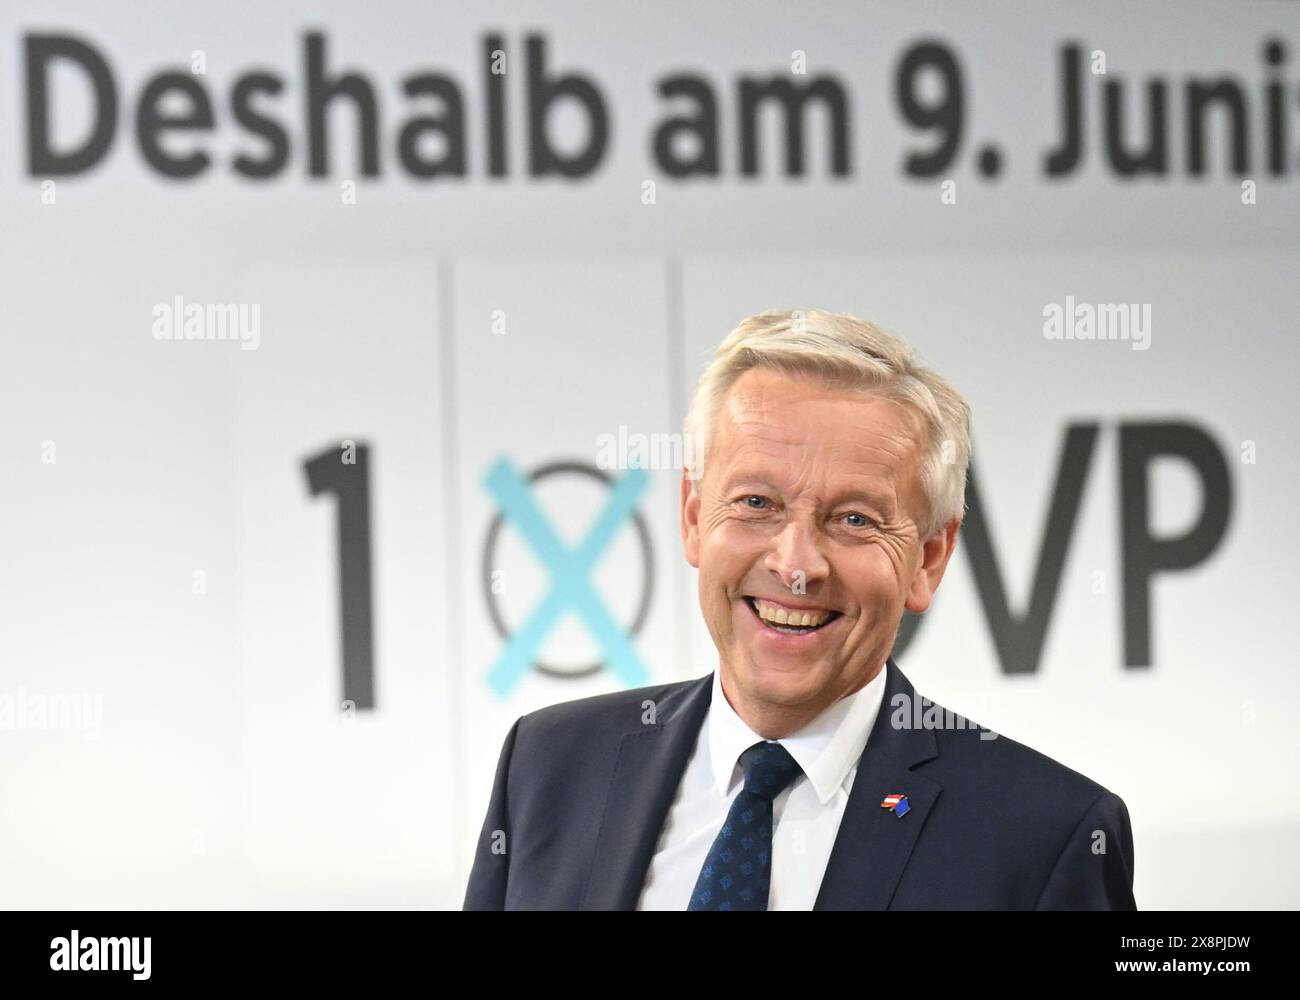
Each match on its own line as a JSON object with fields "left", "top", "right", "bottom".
{"left": 462, "top": 657, "right": 1137, "bottom": 910}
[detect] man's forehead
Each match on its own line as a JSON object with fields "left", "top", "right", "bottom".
{"left": 717, "top": 436, "right": 909, "bottom": 488}
{"left": 723, "top": 367, "right": 839, "bottom": 415}
{"left": 711, "top": 369, "right": 926, "bottom": 506}
{"left": 719, "top": 369, "right": 923, "bottom": 447}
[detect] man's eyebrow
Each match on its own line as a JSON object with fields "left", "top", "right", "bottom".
{"left": 719, "top": 473, "right": 786, "bottom": 493}
{"left": 827, "top": 488, "right": 894, "bottom": 512}
{"left": 719, "top": 473, "right": 894, "bottom": 509}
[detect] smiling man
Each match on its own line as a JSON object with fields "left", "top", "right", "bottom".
{"left": 463, "top": 308, "right": 1136, "bottom": 911}
{"left": 681, "top": 364, "right": 952, "bottom": 741}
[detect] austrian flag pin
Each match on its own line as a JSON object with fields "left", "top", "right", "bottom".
{"left": 880, "top": 793, "right": 911, "bottom": 818}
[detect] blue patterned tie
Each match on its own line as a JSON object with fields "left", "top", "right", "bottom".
{"left": 687, "top": 740, "right": 804, "bottom": 910}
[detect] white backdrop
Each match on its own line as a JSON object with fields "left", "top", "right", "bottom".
{"left": 1, "top": 1, "right": 1297, "bottom": 909}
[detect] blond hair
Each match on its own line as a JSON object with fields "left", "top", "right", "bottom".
{"left": 684, "top": 308, "right": 972, "bottom": 539}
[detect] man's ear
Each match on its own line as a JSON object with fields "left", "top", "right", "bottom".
{"left": 681, "top": 470, "right": 701, "bottom": 568}
{"left": 904, "top": 517, "right": 960, "bottom": 614}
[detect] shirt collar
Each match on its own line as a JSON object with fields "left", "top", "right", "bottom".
{"left": 707, "top": 662, "right": 888, "bottom": 806}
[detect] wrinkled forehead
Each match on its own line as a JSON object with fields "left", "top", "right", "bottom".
{"left": 719, "top": 368, "right": 926, "bottom": 452}
{"left": 711, "top": 370, "right": 928, "bottom": 504}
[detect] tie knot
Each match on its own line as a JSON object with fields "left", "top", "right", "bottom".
{"left": 739, "top": 741, "right": 802, "bottom": 802}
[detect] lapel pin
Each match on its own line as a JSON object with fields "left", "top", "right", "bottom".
{"left": 880, "top": 793, "right": 911, "bottom": 818}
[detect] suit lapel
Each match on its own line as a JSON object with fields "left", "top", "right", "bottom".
{"left": 579, "top": 673, "right": 712, "bottom": 910}
{"left": 814, "top": 657, "right": 942, "bottom": 910}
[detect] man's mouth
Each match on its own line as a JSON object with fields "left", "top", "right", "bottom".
{"left": 743, "top": 596, "right": 844, "bottom": 636}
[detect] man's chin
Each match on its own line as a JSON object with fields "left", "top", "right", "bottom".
{"left": 730, "top": 654, "right": 828, "bottom": 705}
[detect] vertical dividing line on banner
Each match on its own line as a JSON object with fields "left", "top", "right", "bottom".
{"left": 666, "top": 255, "right": 691, "bottom": 681}
{"left": 437, "top": 257, "right": 467, "bottom": 891}
{"left": 232, "top": 299, "right": 252, "bottom": 907}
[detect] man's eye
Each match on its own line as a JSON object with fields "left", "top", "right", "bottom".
{"left": 843, "top": 512, "right": 872, "bottom": 528}
{"left": 741, "top": 495, "right": 769, "bottom": 509}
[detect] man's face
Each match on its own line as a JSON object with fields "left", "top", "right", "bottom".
{"left": 681, "top": 367, "right": 959, "bottom": 722}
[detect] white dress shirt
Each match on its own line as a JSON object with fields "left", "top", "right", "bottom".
{"left": 636, "top": 662, "right": 888, "bottom": 910}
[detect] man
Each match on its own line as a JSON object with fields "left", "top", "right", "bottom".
{"left": 463, "top": 308, "right": 1136, "bottom": 910}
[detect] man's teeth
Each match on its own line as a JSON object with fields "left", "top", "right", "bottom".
{"left": 752, "top": 598, "right": 831, "bottom": 628}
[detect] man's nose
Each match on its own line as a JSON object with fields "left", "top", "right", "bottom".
{"left": 764, "top": 517, "right": 830, "bottom": 592}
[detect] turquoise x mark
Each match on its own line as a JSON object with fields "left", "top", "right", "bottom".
{"left": 484, "top": 457, "right": 651, "bottom": 697}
